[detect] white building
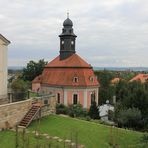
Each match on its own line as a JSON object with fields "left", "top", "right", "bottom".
{"left": 0, "top": 34, "right": 10, "bottom": 104}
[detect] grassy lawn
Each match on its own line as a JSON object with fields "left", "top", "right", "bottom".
{"left": 29, "top": 115, "right": 142, "bottom": 148}
{"left": 0, "top": 115, "right": 143, "bottom": 148}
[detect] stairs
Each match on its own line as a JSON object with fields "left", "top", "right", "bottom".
{"left": 19, "top": 105, "right": 41, "bottom": 127}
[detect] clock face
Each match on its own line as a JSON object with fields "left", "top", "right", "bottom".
{"left": 71, "top": 41, "right": 74, "bottom": 45}
{"left": 62, "top": 41, "right": 64, "bottom": 44}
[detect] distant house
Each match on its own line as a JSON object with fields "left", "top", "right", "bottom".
{"left": 129, "top": 74, "right": 148, "bottom": 83}
{"left": 98, "top": 100, "right": 114, "bottom": 122}
{"left": 110, "top": 77, "right": 121, "bottom": 85}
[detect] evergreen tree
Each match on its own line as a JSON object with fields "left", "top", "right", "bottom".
{"left": 89, "top": 101, "right": 99, "bottom": 119}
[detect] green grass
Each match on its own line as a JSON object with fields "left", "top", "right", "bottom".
{"left": 30, "top": 91, "right": 38, "bottom": 97}
{"left": 0, "top": 115, "right": 143, "bottom": 148}
{"left": 29, "top": 115, "right": 142, "bottom": 148}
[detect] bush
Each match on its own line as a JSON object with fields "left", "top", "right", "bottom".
{"left": 56, "top": 104, "right": 68, "bottom": 114}
{"left": 68, "top": 104, "right": 88, "bottom": 118}
{"left": 11, "top": 79, "right": 30, "bottom": 101}
{"left": 116, "top": 107, "right": 142, "bottom": 129}
{"left": 89, "top": 101, "right": 100, "bottom": 119}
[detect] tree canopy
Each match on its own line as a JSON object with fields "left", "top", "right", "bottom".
{"left": 21, "top": 59, "right": 47, "bottom": 81}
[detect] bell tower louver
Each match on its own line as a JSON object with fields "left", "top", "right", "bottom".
{"left": 59, "top": 14, "right": 77, "bottom": 60}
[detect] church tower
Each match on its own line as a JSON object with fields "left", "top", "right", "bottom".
{"left": 59, "top": 14, "right": 77, "bottom": 60}
{"left": 0, "top": 34, "right": 10, "bottom": 105}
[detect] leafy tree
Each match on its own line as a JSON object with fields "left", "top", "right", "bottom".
{"left": 11, "top": 79, "right": 30, "bottom": 101}
{"left": 95, "top": 70, "right": 115, "bottom": 104}
{"left": 116, "top": 107, "right": 142, "bottom": 129}
{"left": 21, "top": 59, "right": 47, "bottom": 81}
{"left": 89, "top": 101, "right": 99, "bottom": 119}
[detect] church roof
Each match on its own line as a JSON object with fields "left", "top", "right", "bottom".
{"left": 32, "top": 75, "right": 42, "bottom": 83}
{"left": 40, "top": 54, "right": 99, "bottom": 87}
{"left": 63, "top": 18, "right": 73, "bottom": 27}
{"left": 41, "top": 67, "right": 99, "bottom": 87}
{"left": 45, "top": 53, "right": 91, "bottom": 68}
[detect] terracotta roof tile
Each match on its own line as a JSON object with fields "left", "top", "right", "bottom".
{"left": 130, "top": 74, "right": 148, "bottom": 83}
{"left": 33, "top": 53, "right": 99, "bottom": 87}
{"left": 46, "top": 54, "right": 91, "bottom": 68}
{"left": 32, "top": 75, "right": 42, "bottom": 83}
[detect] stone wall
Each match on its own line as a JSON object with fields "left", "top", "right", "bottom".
{"left": 0, "top": 95, "right": 8, "bottom": 105}
{"left": 0, "top": 99, "right": 32, "bottom": 129}
{"left": 41, "top": 95, "right": 56, "bottom": 117}
{"left": 32, "top": 95, "right": 56, "bottom": 117}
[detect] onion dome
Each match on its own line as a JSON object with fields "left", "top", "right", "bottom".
{"left": 63, "top": 18, "right": 73, "bottom": 27}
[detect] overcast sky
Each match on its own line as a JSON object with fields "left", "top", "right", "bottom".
{"left": 1, "top": 0, "right": 148, "bottom": 67}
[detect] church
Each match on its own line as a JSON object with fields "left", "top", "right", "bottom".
{"left": 32, "top": 16, "right": 99, "bottom": 109}
{"left": 0, "top": 34, "right": 10, "bottom": 105}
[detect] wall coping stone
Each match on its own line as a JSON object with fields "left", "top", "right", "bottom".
{"left": 0, "top": 98, "right": 33, "bottom": 108}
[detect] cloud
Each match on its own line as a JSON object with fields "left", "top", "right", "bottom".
{"left": 0, "top": 0, "right": 148, "bottom": 67}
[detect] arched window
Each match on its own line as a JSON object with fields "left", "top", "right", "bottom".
{"left": 73, "top": 94, "right": 78, "bottom": 105}
{"left": 91, "top": 92, "right": 95, "bottom": 104}
{"left": 57, "top": 93, "right": 60, "bottom": 103}
{"left": 73, "top": 77, "right": 78, "bottom": 83}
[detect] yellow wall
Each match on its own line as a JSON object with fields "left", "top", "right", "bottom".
{"left": 0, "top": 39, "right": 8, "bottom": 98}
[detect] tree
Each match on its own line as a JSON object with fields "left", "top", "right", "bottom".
{"left": 116, "top": 107, "right": 142, "bottom": 129}
{"left": 21, "top": 59, "right": 47, "bottom": 81}
{"left": 95, "top": 70, "right": 115, "bottom": 104}
{"left": 11, "top": 79, "right": 30, "bottom": 101}
{"left": 89, "top": 101, "right": 99, "bottom": 119}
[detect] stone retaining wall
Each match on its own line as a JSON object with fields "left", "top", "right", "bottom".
{"left": 0, "top": 99, "right": 32, "bottom": 129}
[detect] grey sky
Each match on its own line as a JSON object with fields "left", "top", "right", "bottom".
{"left": 1, "top": 0, "right": 148, "bottom": 67}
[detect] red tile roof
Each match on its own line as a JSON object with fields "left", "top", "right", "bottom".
{"left": 110, "top": 77, "right": 121, "bottom": 84}
{"left": 130, "top": 74, "right": 148, "bottom": 83}
{"left": 38, "top": 54, "right": 99, "bottom": 87}
{"left": 41, "top": 67, "right": 99, "bottom": 87}
{"left": 46, "top": 54, "right": 91, "bottom": 68}
{"left": 32, "top": 75, "right": 42, "bottom": 83}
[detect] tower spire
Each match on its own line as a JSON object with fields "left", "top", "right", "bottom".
{"left": 59, "top": 15, "right": 77, "bottom": 60}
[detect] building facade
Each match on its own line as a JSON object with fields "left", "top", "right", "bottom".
{"left": 32, "top": 16, "right": 99, "bottom": 109}
{"left": 0, "top": 34, "right": 10, "bottom": 104}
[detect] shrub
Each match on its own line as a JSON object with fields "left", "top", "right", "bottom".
{"left": 116, "top": 107, "right": 142, "bottom": 129}
{"left": 11, "top": 79, "right": 30, "bottom": 101}
{"left": 89, "top": 101, "right": 100, "bottom": 119}
{"left": 56, "top": 104, "right": 68, "bottom": 114}
{"left": 68, "top": 104, "right": 88, "bottom": 118}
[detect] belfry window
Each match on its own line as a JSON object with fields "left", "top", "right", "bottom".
{"left": 73, "top": 94, "right": 78, "bottom": 104}
{"left": 62, "top": 40, "right": 64, "bottom": 44}
{"left": 71, "top": 41, "right": 74, "bottom": 45}
{"left": 73, "top": 77, "right": 78, "bottom": 83}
